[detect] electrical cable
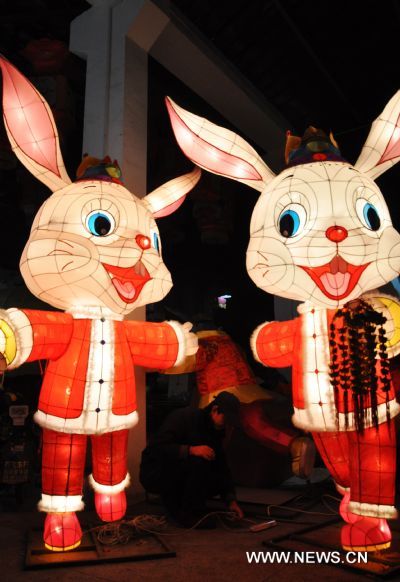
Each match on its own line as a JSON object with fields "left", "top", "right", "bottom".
{"left": 87, "top": 492, "right": 343, "bottom": 545}
{"left": 86, "top": 510, "right": 251, "bottom": 544}
{"left": 265, "top": 492, "right": 340, "bottom": 518}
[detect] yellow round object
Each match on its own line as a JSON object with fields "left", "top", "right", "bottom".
{"left": 0, "top": 320, "right": 16, "bottom": 365}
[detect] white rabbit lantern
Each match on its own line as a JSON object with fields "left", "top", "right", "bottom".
{"left": 0, "top": 57, "right": 200, "bottom": 552}
{"left": 166, "top": 94, "right": 400, "bottom": 552}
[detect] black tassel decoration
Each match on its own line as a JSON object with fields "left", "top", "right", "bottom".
{"left": 329, "top": 299, "right": 390, "bottom": 432}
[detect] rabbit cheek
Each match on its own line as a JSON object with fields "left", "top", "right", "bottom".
{"left": 247, "top": 236, "right": 296, "bottom": 295}
{"left": 376, "top": 227, "right": 400, "bottom": 285}
{"left": 20, "top": 234, "right": 100, "bottom": 306}
{"left": 346, "top": 227, "right": 400, "bottom": 297}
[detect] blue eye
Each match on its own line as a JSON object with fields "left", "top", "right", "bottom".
{"left": 152, "top": 232, "right": 160, "bottom": 253}
{"left": 356, "top": 199, "right": 381, "bottom": 231}
{"left": 279, "top": 209, "right": 301, "bottom": 237}
{"left": 86, "top": 211, "right": 115, "bottom": 236}
{"left": 363, "top": 203, "right": 381, "bottom": 231}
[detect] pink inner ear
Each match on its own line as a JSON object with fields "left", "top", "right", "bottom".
{"left": 378, "top": 113, "right": 400, "bottom": 165}
{"left": 153, "top": 195, "right": 186, "bottom": 218}
{"left": 166, "top": 100, "right": 262, "bottom": 181}
{"left": 0, "top": 58, "right": 60, "bottom": 177}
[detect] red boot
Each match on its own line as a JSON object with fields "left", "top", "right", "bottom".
{"left": 95, "top": 490, "right": 127, "bottom": 522}
{"left": 341, "top": 516, "right": 391, "bottom": 551}
{"left": 44, "top": 512, "right": 82, "bottom": 552}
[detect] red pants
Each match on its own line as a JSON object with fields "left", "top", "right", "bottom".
{"left": 312, "top": 421, "right": 396, "bottom": 510}
{"left": 240, "top": 400, "right": 298, "bottom": 454}
{"left": 41, "top": 429, "right": 129, "bottom": 497}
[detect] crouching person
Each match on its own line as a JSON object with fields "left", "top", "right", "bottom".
{"left": 140, "top": 392, "right": 243, "bottom": 528}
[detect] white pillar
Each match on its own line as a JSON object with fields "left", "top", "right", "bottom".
{"left": 70, "top": 0, "right": 150, "bottom": 499}
{"left": 70, "top": 0, "right": 291, "bottom": 500}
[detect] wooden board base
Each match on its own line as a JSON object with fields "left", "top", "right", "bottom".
{"left": 263, "top": 518, "right": 400, "bottom": 578}
{"left": 25, "top": 526, "right": 176, "bottom": 569}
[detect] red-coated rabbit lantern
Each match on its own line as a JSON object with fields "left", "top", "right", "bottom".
{"left": 166, "top": 93, "right": 400, "bottom": 552}
{"left": 0, "top": 57, "right": 200, "bottom": 551}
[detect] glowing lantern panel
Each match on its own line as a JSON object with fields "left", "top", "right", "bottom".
{"left": 166, "top": 92, "right": 400, "bottom": 552}
{"left": 0, "top": 57, "right": 200, "bottom": 552}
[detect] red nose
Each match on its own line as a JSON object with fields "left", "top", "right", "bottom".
{"left": 136, "top": 234, "right": 151, "bottom": 250}
{"left": 325, "top": 225, "right": 348, "bottom": 243}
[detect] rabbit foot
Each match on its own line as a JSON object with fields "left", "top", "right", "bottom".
{"left": 341, "top": 517, "right": 391, "bottom": 552}
{"left": 44, "top": 512, "right": 82, "bottom": 552}
{"left": 95, "top": 490, "right": 127, "bottom": 522}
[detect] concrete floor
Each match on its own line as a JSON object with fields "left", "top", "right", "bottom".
{"left": 0, "top": 483, "right": 388, "bottom": 582}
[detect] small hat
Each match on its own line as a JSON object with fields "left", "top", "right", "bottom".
{"left": 76, "top": 154, "right": 123, "bottom": 184}
{"left": 285, "top": 126, "right": 347, "bottom": 167}
{"left": 212, "top": 391, "right": 241, "bottom": 427}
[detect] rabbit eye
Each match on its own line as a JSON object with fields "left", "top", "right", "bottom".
{"left": 364, "top": 204, "right": 380, "bottom": 230}
{"left": 356, "top": 199, "right": 381, "bottom": 231}
{"left": 278, "top": 205, "right": 306, "bottom": 237}
{"left": 152, "top": 232, "right": 160, "bottom": 253}
{"left": 86, "top": 210, "right": 115, "bottom": 236}
{"left": 149, "top": 228, "right": 160, "bottom": 253}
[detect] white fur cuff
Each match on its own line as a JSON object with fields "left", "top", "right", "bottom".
{"left": 38, "top": 494, "right": 84, "bottom": 513}
{"left": 250, "top": 323, "right": 269, "bottom": 364}
{"left": 167, "top": 320, "right": 186, "bottom": 366}
{"left": 89, "top": 472, "right": 130, "bottom": 494}
{"left": 348, "top": 501, "right": 398, "bottom": 519}
{"left": 34, "top": 409, "right": 139, "bottom": 434}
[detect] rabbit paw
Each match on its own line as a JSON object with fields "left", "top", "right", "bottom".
{"left": 182, "top": 321, "right": 198, "bottom": 356}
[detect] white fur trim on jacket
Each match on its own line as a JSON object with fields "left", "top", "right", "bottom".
{"left": 348, "top": 500, "right": 398, "bottom": 519}
{"left": 0, "top": 308, "right": 33, "bottom": 369}
{"left": 250, "top": 322, "right": 270, "bottom": 364}
{"left": 89, "top": 472, "right": 130, "bottom": 494}
{"left": 67, "top": 306, "right": 124, "bottom": 321}
{"left": 38, "top": 494, "right": 84, "bottom": 513}
{"left": 34, "top": 409, "right": 139, "bottom": 435}
{"left": 167, "top": 320, "right": 187, "bottom": 366}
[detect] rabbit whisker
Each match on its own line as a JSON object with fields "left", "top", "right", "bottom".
{"left": 253, "top": 262, "right": 269, "bottom": 277}
{"left": 48, "top": 250, "right": 73, "bottom": 256}
{"left": 61, "top": 261, "right": 74, "bottom": 271}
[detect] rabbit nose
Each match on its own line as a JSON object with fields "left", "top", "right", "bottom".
{"left": 135, "top": 234, "right": 151, "bottom": 250}
{"left": 325, "top": 225, "right": 348, "bottom": 243}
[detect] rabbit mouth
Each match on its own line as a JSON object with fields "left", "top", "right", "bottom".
{"left": 300, "top": 255, "right": 370, "bottom": 300}
{"left": 102, "top": 261, "right": 151, "bottom": 303}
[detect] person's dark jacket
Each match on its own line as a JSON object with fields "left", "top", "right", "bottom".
{"left": 140, "top": 406, "right": 236, "bottom": 501}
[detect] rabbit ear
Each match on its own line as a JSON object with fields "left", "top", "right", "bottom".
{"left": 144, "top": 167, "right": 201, "bottom": 218}
{"left": 166, "top": 97, "right": 275, "bottom": 192}
{"left": 355, "top": 90, "right": 400, "bottom": 179}
{"left": 0, "top": 56, "right": 71, "bottom": 191}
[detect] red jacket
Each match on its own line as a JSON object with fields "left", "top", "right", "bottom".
{"left": 10, "top": 310, "right": 181, "bottom": 434}
{"left": 252, "top": 304, "right": 399, "bottom": 432}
